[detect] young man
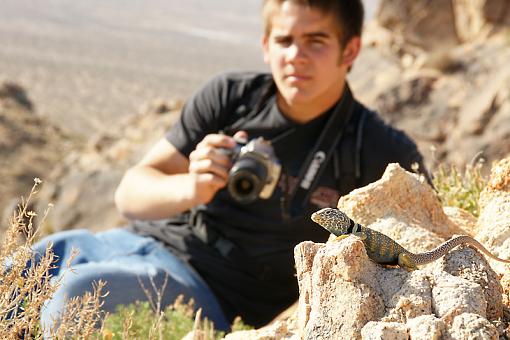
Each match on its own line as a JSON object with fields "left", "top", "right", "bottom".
{"left": 36, "top": 0, "right": 428, "bottom": 332}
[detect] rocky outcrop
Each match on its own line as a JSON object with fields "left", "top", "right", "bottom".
{"left": 224, "top": 160, "right": 510, "bottom": 339}
{"left": 453, "top": 0, "right": 510, "bottom": 42}
{"left": 350, "top": 20, "right": 510, "bottom": 169}
{"left": 293, "top": 236, "right": 502, "bottom": 339}
{"left": 377, "top": 0, "right": 510, "bottom": 49}
{"left": 33, "top": 99, "right": 182, "bottom": 233}
{"left": 377, "top": 0, "right": 459, "bottom": 50}
{"left": 0, "top": 82, "right": 77, "bottom": 226}
{"left": 476, "top": 158, "right": 510, "bottom": 274}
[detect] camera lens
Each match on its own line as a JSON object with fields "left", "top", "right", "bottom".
{"left": 228, "top": 157, "right": 268, "bottom": 204}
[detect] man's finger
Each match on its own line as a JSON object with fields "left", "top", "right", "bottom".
{"left": 190, "top": 147, "right": 232, "bottom": 168}
{"left": 189, "top": 159, "right": 229, "bottom": 181}
{"left": 233, "top": 130, "right": 248, "bottom": 143}
{"left": 197, "top": 172, "right": 228, "bottom": 189}
{"left": 197, "top": 134, "right": 236, "bottom": 150}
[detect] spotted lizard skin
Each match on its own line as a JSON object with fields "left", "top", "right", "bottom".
{"left": 311, "top": 207, "right": 510, "bottom": 271}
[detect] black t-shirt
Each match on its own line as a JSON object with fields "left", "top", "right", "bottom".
{"left": 131, "top": 71, "right": 427, "bottom": 327}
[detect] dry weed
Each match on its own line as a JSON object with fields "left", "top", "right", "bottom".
{"left": 49, "top": 280, "right": 107, "bottom": 339}
{"left": 0, "top": 179, "right": 106, "bottom": 338}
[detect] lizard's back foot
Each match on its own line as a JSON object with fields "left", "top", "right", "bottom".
{"left": 398, "top": 253, "right": 418, "bottom": 272}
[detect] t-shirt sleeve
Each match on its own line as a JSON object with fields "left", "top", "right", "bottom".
{"left": 166, "top": 73, "right": 230, "bottom": 157}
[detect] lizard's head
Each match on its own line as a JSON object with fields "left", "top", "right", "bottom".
{"left": 311, "top": 208, "right": 352, "bottom": 235}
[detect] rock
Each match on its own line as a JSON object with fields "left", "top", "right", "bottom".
{"left": 447, "top": 313, "right": 498, "bottom": 340}
{"left": 380, "top": 270, "right": 432, "bottom": 322}
{"left": 453, "top": 0, "right": 510, "bottom": 43}
{"left": 455, "top": 64, "right": 510, "bottom": 136}
{"left": 294, "top": 239, "right": 384, "bottom": 339}
{"left": 349, "top": 34, "right": 403, "bottom": 106}
{"left": 442, "top": 206, "right": 478, "bottom": 236}
{"left": 484, "top": 157, "right": 510, "bottom": 192}
{"left": 377, "top": 0, "right": 510, "bottom": 50}
{"left": 294, "top": 242, "right": 321, "bottom": 333}
{"left": 138, "top": 98, "right": 183, "bottom": 116}
{"left": 361, "top": 321, "right": 409, "bottom": 340}
{"left": 293, "top": 235, "right": 500, "bottom": 339}
{"left": 223, "top": 320, "right": 298, "bottom": 340}
{"left": 431, "top": 270, "right": 486, "bottom": 322}
{"left": 376, "top": 0, "right": 459, "bottom": 51}
{"left": 375, "top": 76, "right": 437, "bottom": 125}
{"left": 350, "top": 10, "right": 510, "bottom": 170}
{"left": 337, "top": 163, "right": 465, "bottom": 239}
{"left": 419, "top": 50, "right": 465, "bottom": 73}
{"left": 285, "top": 161, "right": 509, "bottom": 339}
{"left": 0, "top": 82, "right": 33, "bottom": 110}
{"left": 436, "top": 245, "right": 504, "bottom": 320}
{"left": 476, "top": 157, "right": 510, "bottom": 273}
{"left": 407, "top": 315, "right": 445, "bottom": 340}
{"left": 445, "top": 248, "right": 504, "bottom": 321}
{"left": 0, "top": 82, "right": 77, "bottom": 226}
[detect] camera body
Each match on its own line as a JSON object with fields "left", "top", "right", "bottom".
{"left": 225, "top": 137, "right": 281, "bottom": 204}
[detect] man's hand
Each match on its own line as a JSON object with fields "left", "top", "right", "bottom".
{"left": 189, "top": 131, "right": 248, "bottom": 205}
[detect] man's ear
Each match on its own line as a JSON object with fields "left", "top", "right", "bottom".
{"left": 341, "top": 36, "right": 361, "bottom": 67}
{"left": 262, "top": 35, "right": 270, "bottom": 64}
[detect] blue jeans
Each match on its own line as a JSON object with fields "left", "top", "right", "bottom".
{"left": 33, "top": 228, "right": 229, "bottom": 332}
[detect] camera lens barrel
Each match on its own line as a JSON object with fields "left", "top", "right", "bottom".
{"left": 227, "top": 157, "right": 268, "bottom": 204}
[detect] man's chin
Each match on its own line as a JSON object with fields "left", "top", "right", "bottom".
{"left": 280, "top": 90, "right": 312, "bottom": 106}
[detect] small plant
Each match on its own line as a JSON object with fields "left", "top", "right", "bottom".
{"left": 100, "top": 295, "right": 229, "bottom": 340}
{"left": 432, "top": 159, "right": 488, "bottom": 217}
{"left": 99, "top": 253, "right": 241, "bottom": 339}
{"left": 1, "top": 181, "right": 250, "bottom": 339}
{"left": 0, "top": 179, "right": 57, "bottom": 338}
{"left": 231, "top": 316, "right": 254, "bottom": 332}
{"left": 0, "top": 179, "right": 106, "bottom": 339}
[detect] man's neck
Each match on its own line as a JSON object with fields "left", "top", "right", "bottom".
{"left": 277, "top": 83, "right": 346, "bottom": 124}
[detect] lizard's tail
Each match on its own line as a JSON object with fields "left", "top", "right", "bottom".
{"left": 410, "top": 235, "right": 510, "bottom": 265}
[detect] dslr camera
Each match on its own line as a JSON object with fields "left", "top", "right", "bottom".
{"left": 223, "top": 137, "right": 281, "bottom": 204}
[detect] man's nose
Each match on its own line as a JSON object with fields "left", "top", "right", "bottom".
{"left": 285, "top": 43, "right": 307, "bottom": 64}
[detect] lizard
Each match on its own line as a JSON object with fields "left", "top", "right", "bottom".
{"left": 311, "top": 207, "right": 510, "bottom": 271}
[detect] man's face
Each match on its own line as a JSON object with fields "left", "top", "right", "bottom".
{"left": 262, "top": 2, "right": 358, "bottom": 113}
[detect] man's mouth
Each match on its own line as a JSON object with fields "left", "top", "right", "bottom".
{"left": 285, "top": 74, "right": 311, "bottom": 83}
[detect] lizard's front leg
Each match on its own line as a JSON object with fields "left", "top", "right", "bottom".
{"left": 332, "top": 235, "right": 350, "bottom": 242}
{"left": 332, "top": 233, "right": 366, "bottom": 242}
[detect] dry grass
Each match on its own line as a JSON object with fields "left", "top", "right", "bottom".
{"left": 0, "top": 179, "right": 236, "bottom": 339}
{"left": 432, "top": 159, "right": 488, "bottom": 217}
{"left": 0, "top": 179, "right": 105, "bottom": 339}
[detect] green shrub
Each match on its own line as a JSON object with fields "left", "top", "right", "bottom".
{"left": 100, "top": 296, "right": 229, "bottom": 340}
{"left": 432, "top": 160, "right": 487, "bottom": 217}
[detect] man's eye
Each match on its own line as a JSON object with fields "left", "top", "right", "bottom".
{"left": 275, "top": 38, "right": 292, "bottom": 46}
{"left": 309, "top": 40, "right": 325, "bottom": 48}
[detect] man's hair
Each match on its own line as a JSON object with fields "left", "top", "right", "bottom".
{"left": 262, "top": 0, "right": 364, "bottom": 47}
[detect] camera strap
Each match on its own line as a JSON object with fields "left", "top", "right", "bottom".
{"left": 285, "top": 85, "right": 355, "bottom": 218}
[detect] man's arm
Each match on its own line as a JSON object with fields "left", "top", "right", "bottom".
{"left": 114, "top": 134, "right": 239, "bottom": 220}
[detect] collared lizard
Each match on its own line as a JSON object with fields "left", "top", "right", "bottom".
{"left": 311, "top": 207, "right": 510, "bottom": 271}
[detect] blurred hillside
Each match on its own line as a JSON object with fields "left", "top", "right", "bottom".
{"left": 1, "top": 0, "right": 509, "bottom": 233}
{"left": 351, "top": 0, "right": 510, "bottom": 167}
{"left": 0, "top": 0, "right": 379, "bottom": 137}
{"left": 0, "top": 0, "right": 266, "bottom": 136}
